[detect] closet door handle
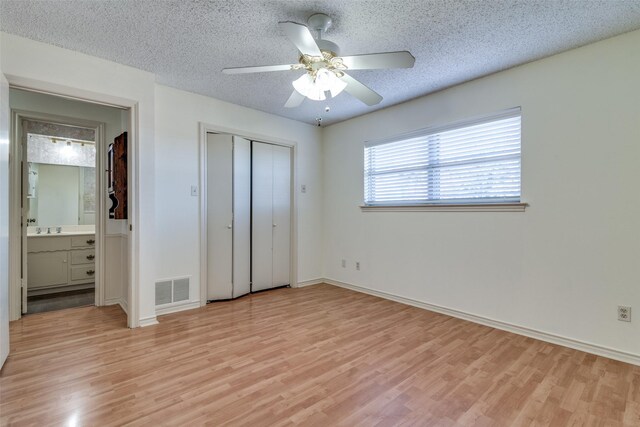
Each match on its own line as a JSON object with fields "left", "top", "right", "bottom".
{"left": 227, "top": 224, "right": 232, "bottom": 229}
{"left": 272, "top": 223, "right": 277, "bottom": 228}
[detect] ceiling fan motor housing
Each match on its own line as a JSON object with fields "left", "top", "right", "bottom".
{"left": 316, "top": 39, "right": 340, "bottom": 56}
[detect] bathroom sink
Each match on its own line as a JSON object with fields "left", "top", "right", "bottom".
{"left": 27, "top": 230, "right": 95, "bottom": 237}
{"left": 28, "top": 232, "right": 94, "bottom": 237}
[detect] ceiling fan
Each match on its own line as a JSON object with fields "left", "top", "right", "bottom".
{"left": 222, "top": 13, "right": 415, "bottom": 108}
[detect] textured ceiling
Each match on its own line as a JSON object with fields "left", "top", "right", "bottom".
{"left": 1, "top": 1, "right": 640, "bottom": 125}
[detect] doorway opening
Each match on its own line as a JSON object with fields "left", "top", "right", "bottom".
{"left": 23, "top": 119, "right": 98, "bottom": 314}
{"left": 9, "top": 88, "right": 130, "bottom": 322}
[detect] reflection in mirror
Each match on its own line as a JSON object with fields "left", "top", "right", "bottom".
{"left": 25, "top": 122, "right": 96, "bottom": 228}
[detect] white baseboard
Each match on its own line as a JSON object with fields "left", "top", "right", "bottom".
{"left": 104, "top": 297, "right": 128, "bottom": 317}
{"left": 119, "top": 298, "right": 128, "bottom": 315}
{"left": 156, "top": 301, "right": 200, "bottom": 316}
{"left": 104, "top": 298, "right": 120, "bottom": 306}
{"left": 324, "top": 278, "right": 640, "bottom": 366}
{"left": 296, "top": 278, "right": 324, "bottom": 288}
{"left": 139, "top": 316, "right": 159, "bottom": 327}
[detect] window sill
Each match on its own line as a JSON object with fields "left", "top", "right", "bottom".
{"left": 360, "top": 203, "right": 528, "bottom": 212}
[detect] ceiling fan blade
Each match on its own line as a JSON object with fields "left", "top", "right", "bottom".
{"left": 340, "top": 51, "right": 415, "bottom": 70}
{"left": 340, "top": 73, "right": 383, "bottom": 106}
{"left": 278, "top": 21, "right": 322, "bottom": 57}
{"left": 222, "top": 64, "right": 296, "bottom": 74}
{"left": 284, "top": 90, "right": 305, "bottom": 108}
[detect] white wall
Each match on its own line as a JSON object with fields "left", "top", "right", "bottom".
{"left": 1, "top": 32, "right": 156, "bottom": 326}
{"left": 322, "top": 29, "right": 640, "bottom": 357}
{"left": 154, "top": 85, "right": 323, "bottom": 305}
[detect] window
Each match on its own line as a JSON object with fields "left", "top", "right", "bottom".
{"left": 364, "top": 109, "right": 521, "bottom": 207}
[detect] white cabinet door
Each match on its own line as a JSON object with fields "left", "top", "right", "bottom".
{"left": 251, "top": 141, "right": 274, "bottom": 292}
{"left": 206, "top": 134, "right": 233, "bottom": 300}
{"left": 232, "top": 136, "right": 251, "bottom": 298}
{"left": 27, "top": 251, "right": 69, "bottom": 289}
{"left": 272, "top": 144, "right": 291, "bottom": 287}
{"left": 251, "top": 142, "right": 291, "bottom": 292}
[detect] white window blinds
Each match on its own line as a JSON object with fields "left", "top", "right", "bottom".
{"left": 364, "top": 109, "right": 521, "bottom": 206}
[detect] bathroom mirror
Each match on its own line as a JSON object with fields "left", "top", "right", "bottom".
{"left": 27, "top": 163, "right": 96, "bottom": 227}
{"left": 26, "top": 126, "right": 97, "bottom": 228}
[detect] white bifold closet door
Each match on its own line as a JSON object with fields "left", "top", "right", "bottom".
{"left": 206, "top": 134, "right": 251, "bottom": 300}
{"left": 252, "top": 141, "right": 291, "bottom": 292}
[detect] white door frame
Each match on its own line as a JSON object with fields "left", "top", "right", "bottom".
{"left": 9, "top": 110, "right": 106, "bottom": 319}
{"left": 9, "top": 110, "right": 106, "bottom": 318}
{"left": 6, "top": 84, "right": 139, "bottom": 328}
{"left": 198, "top": 122, "right": 298, "bottom": 306}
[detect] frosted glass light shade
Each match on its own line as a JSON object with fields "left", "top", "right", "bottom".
{"left": 315, "top": 69, "right": 346, "bottom": 97}
{"left": 292, "top": 73, "right": 313, "bottom": 96}
{"left": 306, "top": 87, "right": 327, "bottom": 101}
{"left": 292, "top": 70, "right": 346, "bottom": 101}
{"left": 329, "top": 77, "right": 347, "bottom": 97}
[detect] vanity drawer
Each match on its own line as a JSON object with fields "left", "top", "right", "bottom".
{"left": 71, "top": 235, "right": 96, "bottom": 247}
{"left": 71, "top": 265, "right": 96, "bottom": 281}
{"left": 71, "top": 249, "right": 96, "bottom": 265}
{"left": 27, "top": 236, "right": 71, "bottom": 253}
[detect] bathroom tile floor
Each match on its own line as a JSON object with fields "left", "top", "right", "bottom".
{"left": 26, "top": 288, "right": 95, "bottom": 314}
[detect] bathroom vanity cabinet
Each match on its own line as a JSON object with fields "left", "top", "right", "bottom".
{"left": 27, "top": 233, "right": 96, "bottom": 295}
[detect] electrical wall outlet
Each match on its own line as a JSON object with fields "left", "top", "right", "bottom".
{"left": 356, "top": 261, "right": 360, "bottom": 271}
{"left": 341, "top": 259, "right": 346, "bottom": 268}
{"left": 618, "top": 306, "right": 631, "bottom": 322}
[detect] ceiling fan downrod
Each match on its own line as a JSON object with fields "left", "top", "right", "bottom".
{"left": 307, "top": 13, "right": 333, "bottom": 40}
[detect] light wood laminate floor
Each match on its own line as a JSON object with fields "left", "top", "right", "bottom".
{"left": 2, "top": 284, "right": 640, "bottom": 426}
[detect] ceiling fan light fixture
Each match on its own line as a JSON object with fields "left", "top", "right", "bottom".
{"left": 292, "top": 73, "right": 313, "bottom": 96}
{"left": 292, "top": 69, "right": 346, "bottom": 101}
{"left": 307, "top": 86, "right": 327, "bottom": 101}
{"left": 329, "top": 82, "right": 346, "bottom": 98}
{"left": 292, "top": 73, "right": 325, "bottom": 100}
{"left": 315, "top": 68, "right": 346, "bottom": 96}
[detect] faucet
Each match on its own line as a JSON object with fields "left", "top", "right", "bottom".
{"left": 36, "top": 227, "right": 41, "bottom": 235}
{"left": 47, "top": 227, "right": 51, "bottom": 234}
{"left": 56, "top": 227, "right": 62, "bottom": 234}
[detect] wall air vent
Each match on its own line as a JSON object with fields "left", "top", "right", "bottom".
{"left": 155, "top": 281, "right": 172, "bottom": 305}
{"left": 155, "top": 277, "right": 190, "bottom": 306}
{"left": 173, "top": 278, "right": 189, "bottom": 303}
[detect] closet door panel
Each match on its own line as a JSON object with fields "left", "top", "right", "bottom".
{"left": 272, "top": 145, "right": 291, "bottom": 287}
{"left": 232, "top": 136, "right": 251, "bottom": 298}
{"left": 206, "top": 134, "right": 233, "bottom": 300}
{"left": 251, "top": 141, "right": 273, "bottom": 292}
